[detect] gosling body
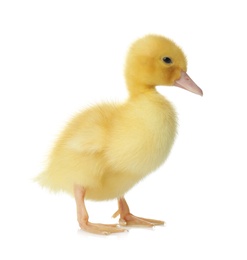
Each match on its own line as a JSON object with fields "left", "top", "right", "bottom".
{"left": 38, "top": 91, "right": 176, "bottom": 200}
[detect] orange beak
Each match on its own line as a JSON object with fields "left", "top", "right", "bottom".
{"left": 174, "top": 71, "right": 203, "bottom": 96}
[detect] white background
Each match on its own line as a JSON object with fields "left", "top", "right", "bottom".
{"left": 1, "top": 0, "right": 247, "bottom": 259}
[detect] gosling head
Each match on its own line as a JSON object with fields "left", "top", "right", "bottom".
{"left": 125, "top": 34, "right": 203, "bottom": 96}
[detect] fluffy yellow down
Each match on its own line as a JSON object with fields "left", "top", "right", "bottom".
{"left": 36, "top": 34, "right": 186, "bottom": 200}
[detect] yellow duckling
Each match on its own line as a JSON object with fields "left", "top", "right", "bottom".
{"left": 36, "top": 34, "right": 203, "bottom": 235}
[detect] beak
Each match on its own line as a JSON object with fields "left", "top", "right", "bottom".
{"left": 174, "top": 71, "right": 203, "bottom": 96}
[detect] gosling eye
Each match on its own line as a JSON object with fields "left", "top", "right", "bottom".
{"left": 162, "top": 57, "right": 173, "bottom": 64}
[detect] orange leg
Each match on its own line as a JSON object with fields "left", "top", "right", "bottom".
{"left": 113, "top": 197, "right": 165, "bottom": 227}
{"left": 74, "top": 185, "right": 126, "bottom": 235}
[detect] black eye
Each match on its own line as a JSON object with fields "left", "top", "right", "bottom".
{"left": 162, "top": 57, "right": 172, "bottom": 64}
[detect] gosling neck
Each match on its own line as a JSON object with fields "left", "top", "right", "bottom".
{"left": 126, "top": 77, "right": 157, "bottom": 98}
